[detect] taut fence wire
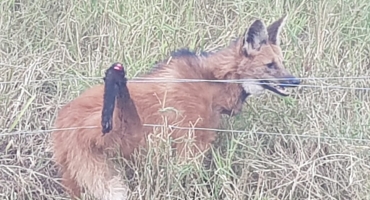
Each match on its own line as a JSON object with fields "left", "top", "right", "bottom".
{"left": 0, "top": 75, "right": 370, "bottom": 83}
{"left": 1, "top": 124, "right": 370, "bottom": 145}
{"left": 1, "top": 76, "right": 370, "bottom": 90}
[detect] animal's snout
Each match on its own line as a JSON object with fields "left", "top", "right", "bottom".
{"left": 280, "top": 76, "right": 300, "bottom": 87}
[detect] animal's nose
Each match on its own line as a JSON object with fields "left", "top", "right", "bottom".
{"left": 281, "top": 76, "right": 300, "bottom": 87}
{"left": 289, "top": 77, "right": 300, "bottom": 85}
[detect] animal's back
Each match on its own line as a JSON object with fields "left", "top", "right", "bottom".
{"left": 53, "top": 54, "right": 233, "bottom": 163}
{"left": 126, "top": 61, "right": 221, "bottom": 152}
{"left": 52, "top": 85, "right": 105, "bottom": 167}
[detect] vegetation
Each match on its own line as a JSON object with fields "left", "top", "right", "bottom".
{"left": 0, "top": 0, "right": 369, "bottom": 199}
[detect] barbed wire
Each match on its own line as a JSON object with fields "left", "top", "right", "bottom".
{"left": 1, "top": 124, "right": 370, "bottom": 143}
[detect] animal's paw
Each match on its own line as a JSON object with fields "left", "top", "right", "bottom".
{"left": 101, "top": 118, "right": 112, "bottom": 135}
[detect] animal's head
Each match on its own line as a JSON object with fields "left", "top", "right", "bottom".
{"left": 236, "top": 15, "right": 300, "bottom": 96}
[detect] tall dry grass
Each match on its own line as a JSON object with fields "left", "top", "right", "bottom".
{"left": 0, "top": 0, "right": 370, "bottom": 199}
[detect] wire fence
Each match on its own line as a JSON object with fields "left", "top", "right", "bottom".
{"left": 0, "top": 76, "right": 370, "bottom": 84}
{"left": 1, "top": 75, "right": 370, "bottom": 83}
{"left": 1, "top": 75, "right": 370, "bottom": 143}
{"left": 1, "top": 124, "right": 370, "bottom": 144}
{"left": 1, "top": 76, "right": 370, "bottom": 91}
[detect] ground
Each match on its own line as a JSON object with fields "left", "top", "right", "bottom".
{"left": 1, "top": 0, "right": 370, "bottom": 199}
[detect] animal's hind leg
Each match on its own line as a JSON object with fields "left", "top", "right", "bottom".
{"left": 61, "top": 170, "right": 82, "bottom": 199}
{"left": 71, "top": 153, "right": 129, "bottom": 200}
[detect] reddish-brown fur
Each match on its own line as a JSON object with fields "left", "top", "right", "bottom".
{"left": 51, "top": 16, "right": 300, "bottom": 199}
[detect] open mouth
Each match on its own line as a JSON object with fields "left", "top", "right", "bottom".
{"left": 260, "top": 81, "right": 291, "bottom": 96}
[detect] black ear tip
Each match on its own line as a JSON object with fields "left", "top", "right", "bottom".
{"left": 253, "top": 19, "right": 262, "bottom": 23}
{"left": 280, "top": 14, "right": 288, "bottom": 20}
{"left": 248, "top": 19, "right": 267, "bottom": 33}
{"left": 251, "top": 19, "right": 264, "bottom": 26}
{"left": 273, "top": 15, "right": 288, "bottom": 26}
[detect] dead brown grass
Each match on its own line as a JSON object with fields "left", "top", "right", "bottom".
{"left": 1, "top": 0, "right": 370, "bottom": 199}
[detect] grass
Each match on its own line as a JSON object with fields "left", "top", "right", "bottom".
{"left": 1, "top": 0, "right": 370, "bottom": 199}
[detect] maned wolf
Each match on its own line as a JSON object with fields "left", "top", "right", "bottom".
{"left": 52, "top": 15, "right": 300, "bottom": 200}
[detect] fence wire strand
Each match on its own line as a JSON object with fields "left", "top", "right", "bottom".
{"left": 1, "top": 76, "right": 370, "bottom": 91}
{"left": 1, "top": 76, "right": 370, "bottom": 83}
{"left": 1, "top": 124, "right": 370, "bottom": 143}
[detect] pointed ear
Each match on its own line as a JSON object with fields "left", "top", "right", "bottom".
{"left": 242, "top": 19, "right": 268, "bottom": 55}
{"left": 267, "top": 15, "right": 287, "bottom": 45}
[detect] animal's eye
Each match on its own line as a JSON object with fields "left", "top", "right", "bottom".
{"left": 266, "top": 62, "right": 275, "bottom": 69}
